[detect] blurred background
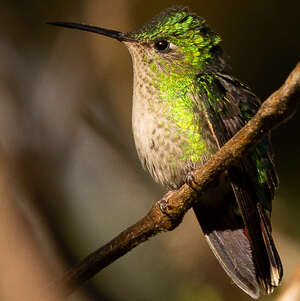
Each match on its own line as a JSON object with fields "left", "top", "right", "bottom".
{"left": 0, "top": 0, "right": 299, "bottom": 300}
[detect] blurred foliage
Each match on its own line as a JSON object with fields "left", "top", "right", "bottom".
{"left": 0, "top": 0, "right": 299, "bottom": 300}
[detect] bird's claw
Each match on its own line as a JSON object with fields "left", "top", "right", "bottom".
{"left": 158, "top": 198, "right": 171, "bottom": 216}
{"left": 186, "top": 172, "right": 201, "bottom": 192}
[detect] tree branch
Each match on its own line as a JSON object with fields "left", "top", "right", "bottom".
{"left": 56, "top": 62, "right": 300, "bottom": 296}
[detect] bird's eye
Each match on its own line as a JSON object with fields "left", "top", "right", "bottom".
{"left": 154, "top": 40, "right": 170, "bottom": 52}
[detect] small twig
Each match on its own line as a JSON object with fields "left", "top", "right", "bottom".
{"left": 55, "top": 62, "right": 300, "bottom": 296}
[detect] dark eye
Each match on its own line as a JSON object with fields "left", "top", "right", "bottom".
{"left": 154, "top": 40, "right": 170, "bottom": 51}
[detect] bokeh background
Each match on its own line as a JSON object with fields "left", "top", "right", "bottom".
{"left": 0, "top": 0, "right": 299, "bottom": 300}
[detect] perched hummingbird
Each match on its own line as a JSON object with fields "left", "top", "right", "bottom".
{"left": 49, "top": 6, "right": 282, "bottom": 298}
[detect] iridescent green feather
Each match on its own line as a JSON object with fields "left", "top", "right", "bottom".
{"left": 130, "top": 7, "right": 223, "bottom": 163}
{"left": 131, "top": 6, "right": 221, "bottom": 70}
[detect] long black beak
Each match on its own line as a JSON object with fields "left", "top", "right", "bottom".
{"left": 47, "top": 22, "right": 135, "bottom": 42}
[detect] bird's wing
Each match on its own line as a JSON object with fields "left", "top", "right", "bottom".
{"left": 192, "top": 72, "right": 282, "bottom": 297}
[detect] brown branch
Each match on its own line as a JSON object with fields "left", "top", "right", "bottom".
{"left": 55, "top": 62, "right": 300, "bottom": 296}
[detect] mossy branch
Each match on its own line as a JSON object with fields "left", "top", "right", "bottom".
{"left": 54, "top": 62, "right": 300, "bottom": 297}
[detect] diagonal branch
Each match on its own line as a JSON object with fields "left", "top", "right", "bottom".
{"left": 55, "top": 62, "right": 300, "bottom": 296}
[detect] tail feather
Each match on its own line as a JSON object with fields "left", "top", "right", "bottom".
{"left": 230, "top": 161, "right": 282, "bottom": 295}
{"left": 257, "top": 203, "right": 283, "bottom": 288}
{"left": 193, "top": 197, "right": 262, "bottom": 299}
{"left": 205, "top": 229, "right": 260, "bottom": 299}
{"left": 193, "top": 178, "right": 282, "bottom": 298}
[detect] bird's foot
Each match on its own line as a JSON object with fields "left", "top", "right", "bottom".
{"left": 185, "top": 172, "right": 201, "bottom": 193}
{"left": 157, "top": 190, "right": 176, "bottom": 217}
{"left": 158, "top": 198, "right": 170, "bottom": 216}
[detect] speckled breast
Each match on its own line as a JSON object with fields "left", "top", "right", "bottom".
{"left": 126, "top": 43, "right": 216, "bottom": 188}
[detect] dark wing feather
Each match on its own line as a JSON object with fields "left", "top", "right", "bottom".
{"left": 216, "top": 72, "right": 279, "bottom": 201}
{"left": 193, "top": 72, "right": 282, "bottom": 297}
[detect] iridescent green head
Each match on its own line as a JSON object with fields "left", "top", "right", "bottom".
{"left": 128, "top": 6, "right": 222, "bottom": 72}
{"left": 48, "top": 6, "right": 223, "bottom": 74}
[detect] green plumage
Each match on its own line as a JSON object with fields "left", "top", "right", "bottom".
{"left": 49, "top": 6, "right": 283, "bottom": 299}
{"left": 128, "top": 7, "right": 282, "bottom": 298}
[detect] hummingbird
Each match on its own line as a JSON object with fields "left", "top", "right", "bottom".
{"left": 48, "top": 6, "right": 282, "bottom": 298}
